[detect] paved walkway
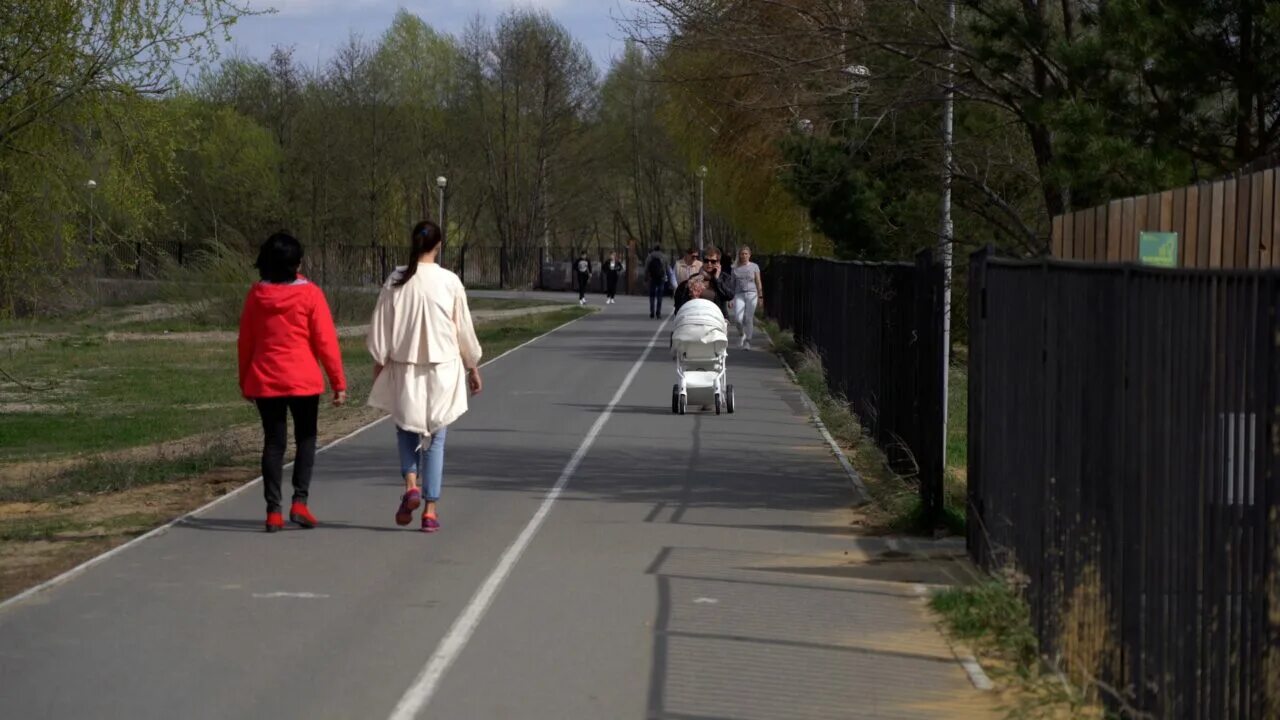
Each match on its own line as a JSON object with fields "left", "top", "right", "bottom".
{"left": 0, "top": 293, "right": 996, "bottom": 719}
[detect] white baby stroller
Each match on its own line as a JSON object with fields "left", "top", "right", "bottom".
{"left": 670, "top": 298, "right": 735, "bottom": 415}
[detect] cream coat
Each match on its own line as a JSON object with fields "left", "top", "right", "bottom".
{"left": 366, "top": 263, "right": 482, "bottom": 435}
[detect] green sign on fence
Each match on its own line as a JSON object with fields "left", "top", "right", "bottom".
{"left": 1139, "top": 231, "right": 1179, "bottom": 267}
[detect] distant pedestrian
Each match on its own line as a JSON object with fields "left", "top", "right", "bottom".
{"left": 238, "top": 232, "right": 347, "bottom": 534}
{"left": 674, "top": 247, "right": 702, "bottom": 286}
{"left": 644, "top": 244, "right": 668, "bottom": 319}
{"left": 367, "top": 221, "right": 483, "bottom": 533}
{"left": 575, "top": 253, "right": 592, "bottom": 305}
{"left": 603, "top": 252, "right": 623, "bottom": 304}
{"left": 731, "top": 246, "right": 763, "bottom": 350}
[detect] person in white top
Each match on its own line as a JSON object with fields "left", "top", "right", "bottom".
{"left": 731, "top": 246, "right": 763, "bottom": 350}
{"left": 366, "top": 220, "right": 483, "bottom": 533}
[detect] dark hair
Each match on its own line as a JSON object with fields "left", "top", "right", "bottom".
{"left": 255, "top": 232, "right": 303, "bottom": 283}
{"left": 652, "top": 244, "right": 661, "bottom": 252}
{"left": 703, "top": 245, "right": 721, "bottom": 260}
{"left": 393, "top": 220, "right": 444, "bottom": 288}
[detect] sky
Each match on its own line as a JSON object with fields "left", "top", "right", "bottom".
{"left": 224, "top": 0, "right": 644, "bottom": 73}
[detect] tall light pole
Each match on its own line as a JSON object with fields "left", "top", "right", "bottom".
{"left": 939, "top": 0, "right": 956, "bottom": 478}
{"left": 86, "top": 179, "right": 97, "bottom": 243}
{"left": 696, "top": 165, "right": 708, "bottom": 253}
{"left": 436, "top": 175, "right": 448, "bottom": 263}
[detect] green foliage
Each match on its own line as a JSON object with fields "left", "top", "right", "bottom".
{"left": 931, "top": 580, "right": 1039, "bottom": 670}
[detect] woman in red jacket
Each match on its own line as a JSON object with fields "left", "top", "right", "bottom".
{"left": 238, "top": 232, "right": 347, "bottom": 533}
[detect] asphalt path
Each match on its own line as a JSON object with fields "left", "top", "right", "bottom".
{"left": 0, "top": 292, "right": 993, "bottom": 719}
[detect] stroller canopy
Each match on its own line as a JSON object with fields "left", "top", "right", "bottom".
{"left": 672, "top": 298, "right": 728, "bottom": 347}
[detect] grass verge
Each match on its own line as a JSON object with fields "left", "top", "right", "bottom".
{"left": 761, "top": 319, "right": 965, "bottom": 534}
{"left": 931, "top": 575, "right": 1107, "bottom": 719}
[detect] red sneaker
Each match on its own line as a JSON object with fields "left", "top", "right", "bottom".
{"left": 265, "top": 511, "right": 285, "bottom": 533}
{"left": 289, "top": 502, "right": 318, "bottom": 529}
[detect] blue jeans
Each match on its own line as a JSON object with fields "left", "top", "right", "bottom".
{"left": 649, "top": 281, "right": 664, "bottom": 317}
{"left": 397, "top": 426, "right": 447, "bottom": 501}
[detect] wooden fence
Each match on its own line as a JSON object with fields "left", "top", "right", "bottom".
{"left": 1051, "top": 165, "right": 1280, "bottom": 269}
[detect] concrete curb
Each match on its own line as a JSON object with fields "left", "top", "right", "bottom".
{"left": 774, "top": 351, "right": 872, "bottom": 507}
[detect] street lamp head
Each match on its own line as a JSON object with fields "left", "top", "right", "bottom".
{"left": 86, "top": 179, "right": 97, "bottom": 190}
{"left": 436, "top": 176, "right": 448, "bottom": 189}
{"left": 696, "top": 165, "right": 708, "bottom": 179}
{"left": 844, "top": 64, "right": 871, "bottom": 78}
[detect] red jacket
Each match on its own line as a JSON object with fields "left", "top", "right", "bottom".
{"left": 238, "top": 277, "right": 346, "bottom": 399}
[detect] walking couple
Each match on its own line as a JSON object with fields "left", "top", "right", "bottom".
{"left": 237, "top": 221, "right": 482, "bottom": 534}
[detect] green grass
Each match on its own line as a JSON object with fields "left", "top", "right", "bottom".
{"left": 0, "top": 445, "right": 241, "bottom": 504}
{"left": 0, "top": 512, "right": 171, "bottom": 542}
{"left": 762, "top": 318, "right": 967, "bottom": 534}
{"left": 0, "top": 293, "right": 566, "bottom": 335}
{"left": 931, "top": 581, "right": 1039, "bottom": 672}
{"left": 0, "top": 337, "right": 258, "bottom": 461}
{"left": 0, "top": 305, "right": 590, "bottom": 465}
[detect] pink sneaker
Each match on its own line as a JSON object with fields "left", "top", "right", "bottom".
{"left": 421, "top": 513, "right": 440, "bottom": 533}
{"left": 395, "top": 489, "right": 422, "bottom": 526}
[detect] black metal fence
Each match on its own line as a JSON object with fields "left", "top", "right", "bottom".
{"left": 967, "top": 249, "right": 1280, "bottom": 718}
{"left": 763, "top": 252, "right": 948, "bottom": 524}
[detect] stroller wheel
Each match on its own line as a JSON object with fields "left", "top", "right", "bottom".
{"left": 714, "top": 393, "right": 722, "bottom": 415}
{"left": 677, "top": 393, "right": 687, "bottom": 415}
{"left": 726, "top": 385, "right": 736, "bottom": 414}
{"left": 671, "top": 384, "right": 680, "bottom": 414}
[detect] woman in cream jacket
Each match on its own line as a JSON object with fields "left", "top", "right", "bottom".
{"left": 367, "top": 220, "right": 483, "bottom": 532}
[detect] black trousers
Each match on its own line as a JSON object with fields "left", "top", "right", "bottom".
{"left": 255, "top": 395, "right": 320, "bottom": 512}
{"left": 605, "top": 272, "right": 619, "bottom": 298}
{"left": 577, "top": 272, "right": 590, "bottom": 300}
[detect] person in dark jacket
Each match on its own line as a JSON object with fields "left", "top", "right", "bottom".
{"left": 574, "top": 253, "right": 592, "bottom": 305}
{"left": 644, "top": 245, "right": 668, "bottom": 318}
{"left": 673, "top": 246, "right": 735, "bottom": 317}
{"left": 603, "top": 251, "right": 623, "bottom": 304}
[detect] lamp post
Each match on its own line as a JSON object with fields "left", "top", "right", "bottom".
{"left": 843, "top": 64, "right": 870, "bottom": 126}
{"left": 436, "top": 175, "right": 448, "bottom": 263}
{"left": 696, "top": 165, "right": 708, "bottom": 253}
{"left": 86, "top": 179, "right": 97, "bottom": 243}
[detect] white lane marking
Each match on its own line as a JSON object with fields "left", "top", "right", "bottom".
{"left": 0, "top": 311, "right": 587, "bottom": 615}
{"left": 252, "top": 592, "right": 331, "bottom": 599}
{"left": 693, "top": 597, "right": 720, "bottom": 605}
{"left": 388, "top": 318, "right": 669, "bottom": 720}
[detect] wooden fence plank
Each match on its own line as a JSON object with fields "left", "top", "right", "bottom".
{"left": 1249, "top": 170, "right": 1266, "bottom": 268}
{"left": 1122, "top": 196, "right": 1138, "bottom": 261}
{"left": 1135, "top": 194, "right": 1151, "bottom": 263}
{"left": 1159, "top": 190, "right": 1175, "bottom": 230}
{"left": 1197, "top": 183, "right": 1213, "bottom": 268}
{"left": 1107, "top": 200, "right": 1123, "bottom": 262}
{"left": 1172, "top": 187, "right": 1188, "bottom": 266}
{"left": 1064, "top": 211, "right": 1076, "bottom": 260}
{"left": 1218, "top": 179, "right": 1236, "bottom": 268}
{"left": 1261, "top": 170, "right": 1275, "bottom": 268}
{"left": 1184, "top": 186, "right": 1200, "bottom": 268}
{"left": 1234, "top": 174, "right": 1251, "bottom": 268}
{"left": 1100, "top": 202, "right": 1111, "bottom": 260}
{"left": 1052, "top": 214, "right": 1065, "bottom": 257}
{"left": 1075, "top": 209, "right": 1088, "bottom": 260}
{"left": 1084, "top": 206, "right": 1098, "bottom": 260}
{"left": 1210, "top": 181, "right": 1226, "bottom": 268}
{"left": 1271, "top": 170, "right": 1280, "bottom": 267}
